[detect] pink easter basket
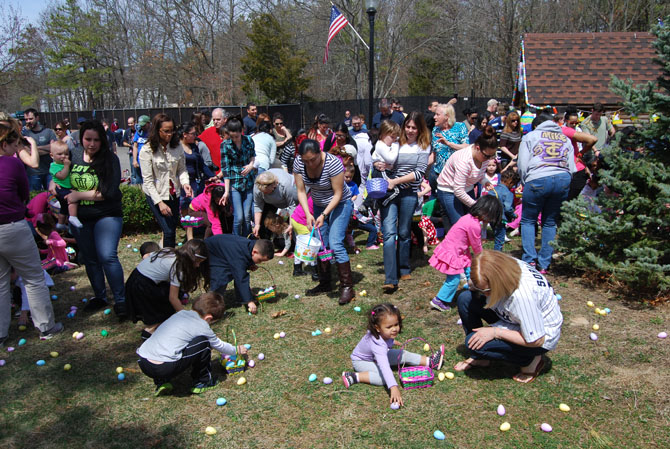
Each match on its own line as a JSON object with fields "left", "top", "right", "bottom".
{"left": 397, "top": 337, "right": 434, "bottom": 389}
{"left": 316, "top": 227, "right": 334, "bottom": 262}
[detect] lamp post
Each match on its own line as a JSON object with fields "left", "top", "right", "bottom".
{"left": 365, "top": 0, "right": 378, "bottom": 125}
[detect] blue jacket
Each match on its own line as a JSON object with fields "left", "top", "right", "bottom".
{"left": 205, "top": 234, "right": 256, "bottom": 304}
{"left": 517, "top": 120, "right": 576, "bottom": 185}
{"left": 490, "top": 184, "right": 516, "bottom": 223}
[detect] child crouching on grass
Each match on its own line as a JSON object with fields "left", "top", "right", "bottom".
{"left": 342, "top": 303, "right": 444, "bottom": 407}
{"left": 137, "top": 291, "right": 247, "bottom": 396}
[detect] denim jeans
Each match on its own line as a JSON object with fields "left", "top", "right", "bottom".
{"left": 520, "top": 172, "right": 572, "bottom": 269}
{"left": 380, "top": 188, "right": 417, "bottom": 285}
{"left": 456, "top": 290, "right": 547, "bottom": 366}
{"left": 436, "top": 189, "right": 475, "bottom": 233}
{"left": 29, "top": 173, "right": 52, "bottom": 192}
{"left": 313, "top": 199, "right": 354, "bottom": 263}
{"left": 493, "top": 224, "right": 506, "bottom": 251}
{"left": 230, "top": 188, "right": 253, "bottom": 237}
{"left": 355, "top": 220, "right": 378, "bottom": 247}
{"left": 145, "top": 195, "right": 180, "bottom": 248}
{"left": 71, "top": 216, "right": 125, "bottom": 304}
{"left": 128, "top": 154, "right": 142, "bottom": 185}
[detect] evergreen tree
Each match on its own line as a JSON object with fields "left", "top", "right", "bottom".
{"left": 556, "top": 18, "right": 670, "bottom": 297}
{"left": 240, "top": 13, "right": 310, "bottom": 104}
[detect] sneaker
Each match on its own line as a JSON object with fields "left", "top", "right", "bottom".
{"left": 154, "top": 382, "right": 173, "bottom": 397}
{"left": 113, "top": 302, "right": 128, "bottom": 320}
{"left": 429, "top": 344, "right": 445, "bottom": 371}
{"left": 365, "top": 244, "right": 380, "bottom": 250}
{"left": 504, "top": 234, "right": 511, "bottom": 243}
{"left": 509, "top": 228, "right": 520, "bottom": 237}
{"left": 538, "top": 269, "right": 548, "bottom": 275}
{"left": 341, "top": 371, "right": 358, "bottom": 388}
{"left": 83, "top": 297, "right": 108, "bottom": 312}
{"left": 39, "top": 322, "right": 64, "bottom": 340}
{"left": 190, "top": 376, "right": 218, "bottom": 394}
{"left": 430, "top": 297, "right": 451, "bottom": 312}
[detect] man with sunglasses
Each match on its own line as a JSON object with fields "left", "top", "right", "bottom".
{"left": 21, "top": 108, "right": 58, "bottom": 191}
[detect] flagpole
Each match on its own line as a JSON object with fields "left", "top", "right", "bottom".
{"left": 331, "top": 1, "right": 369, "bottom": 50}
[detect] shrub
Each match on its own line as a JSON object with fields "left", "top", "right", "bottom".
{"left": 121, "top": 184, "right": 159, "bottom": 234}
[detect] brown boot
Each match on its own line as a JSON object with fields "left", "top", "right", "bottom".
{"left": 337, "top": 261, "right": 355, "bottom": 305}
{"left": 306, "top": 260, "right": 333, "bottom": 296}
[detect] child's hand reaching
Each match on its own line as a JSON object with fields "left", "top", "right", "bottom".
{"left": 237, "top": 345, "right": 248, "bottom": 356}
{"left": 389, "top": 385, "right": 404, "bottom": 407}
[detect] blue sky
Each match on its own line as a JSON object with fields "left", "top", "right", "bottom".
{"left": 12, "top": 0, "right": 48, "bottom": 25}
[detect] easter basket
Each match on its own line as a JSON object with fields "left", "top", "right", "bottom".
{"left": 397, "top": 337, "right": 434, "bottom": 390}
{"left": 180, "top": 215, "right": 204, "bottom": 228}
{"left": 316, "top": 227, "right": 334, "bottom": 262}
{"left": 365, "top": 178, "right": 389, "bottom": 199}
{"left": 254, "top": 265, "right": 277, "bottom": 302}
{"left": 221, "top": 329, "right": 246, "bottom": 375}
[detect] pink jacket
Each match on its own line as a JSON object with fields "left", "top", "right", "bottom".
{"left": 429, "top": 214, "right": 482, "bottom": 274}
{"left": 189, "top": 183, "right": 226, "bottom": 235}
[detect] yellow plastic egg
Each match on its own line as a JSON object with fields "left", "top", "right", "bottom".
{"left": 592, "top": 324, "right": 600, "bottom": 331}
{"left": 72, "top": 332, "right": 79, "bottom": 339}
{"left": 205, "top": 426, "right": 217, "bottom": 435}
{"left": 438, "top": 372, "right": 445, "bottom": 381}
{"left": 360, "top": 290, "right": 367, "bottom": 296}
{"left": 599, "top": 309, "right": 607, "bottom": 316}
{"left": 594, "top": 308, "right": 601, "bottom": 314}
{"left": 445, "top": 372, "right": 455, "bottom": 380}
{"left": 18, "top": 325, "right": 27, "bottom": 331}
{"left": 63, "top": 364, "right": 72, "bottom": 371}
{"left": 50, "top": 351, "right": 59, "bottom": 358}
{"left": 116, "top": 367, "right": 124, "bottom": 374}
{"left": 324, "top": 327, "right": 332, "bottom": 333}
{"left": 237, "top": 376, "right": 247, "bottom": 386}
{"left": 559, "top": 403, "right": 570, "bottom": 412}
{"left": 499, "top": 422, "right": 511, "bottom": 432}
{"left": 586, "top": 301, "right": 594, "bottom": 307}
{"left": 356, "top": 264, "right": 363, "bottom": 269}
{"left": 423, "top": 343, "right": 430, "bottom": 352}
{"left": 273, "top": 333, "right": 280, "bottom": 340}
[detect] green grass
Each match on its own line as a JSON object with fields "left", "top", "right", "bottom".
{"left": 1, "top": 230, "right": 669, "bottom": 448}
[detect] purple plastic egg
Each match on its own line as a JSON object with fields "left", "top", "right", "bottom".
{"left": 70, "top": 286, "right": 76, "bottom": 291}
{"left": 658, "top": 331, "right": 668, "bottom": 339}
{"left": 257, "top": 353, "right": 265, "bottom": 360}
{"left": 390, "top": 402, "right": 400, "bottom": 410}
{"left": 540, "top": 423, "right": 553, "bottom": 432}
{"left": 248, "top": 360, "right": 255, "bottom": 368}
{"left": 0, "top": 359, "right": 6, "bottom": 366}
{"left": 7, "top": 347, "right": 15, "bottom": 352}
{"left": 589, "top": 332, "right": 598, "bottom": 341}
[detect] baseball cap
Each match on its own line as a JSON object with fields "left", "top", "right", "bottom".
{"left": 138, "top": 115, "right": 150, "bottom": 126}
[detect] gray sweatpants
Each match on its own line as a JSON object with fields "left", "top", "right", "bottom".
{"left": 352, "top": 349, "right": 422, "bottom": 386}
{"left": 0, "top": 220, "right": 56, "bottom": 336}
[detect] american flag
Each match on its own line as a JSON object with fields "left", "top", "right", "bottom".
{"left": 324, "top": 5, "right": 349, "bottom": 63}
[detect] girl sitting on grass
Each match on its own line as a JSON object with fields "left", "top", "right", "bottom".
{"left": 125, "top": 239, "right": 210, "bottom": 338}
{"left": 342, "top": 303, "right": 444, "bottom": 407}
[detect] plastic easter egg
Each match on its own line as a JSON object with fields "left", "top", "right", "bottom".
{"left": 274, "top": 333, "right": 280, "bottom": 340}
{"left": 423, "top": 343, "right": 430, "bottom": 352}
{"left": 594, "top": 307, "right": 601, "bottom": 314}
{"left": 82, "top": 298, "right": 88, "bottom": 303}
{"left": 177, "top": 243, "right": 183, "bottom": 247}
{"left": 658, "top": 332, "right": 668, "bottom": 339}
{"left": 356, "top": 264, "right": 363, "bottom": 269}
{"left": 70, "top": 285, "right": 76, "bottom": 291}
{"left": 353, "top": 306, "right": 361, "bottom": 312}
{"left": 248, "top": 360, "right": 255, "bottom": 368}
{"left": 63, "top": 363, "right": 71, "bottom": 371}
{"left": 257, "top": 353, "right": 265, "bottom": 360}
{"left": 18, "top": 338, "right": 26, "bottom": 346}
{"left": 359, "top": 290, "right": 367, "bottom": 297}
{"left": 457, "top": 319, "right": 463, "bottom": 325}
{"left": 104, "top": 308, "right": 111, "bottom": 315}
{"left": 323, "top": 377, "right": 333, "bottom": 385}
{"left": 36, "top": 360, "right": 46, "bottom": 366}
{"left": 438, "top": 372, "right": 445, "bottom": 381}
{"left": 559, "top": 403, "right": 570, "bottom": 412}
{"left": 586, "top": 301, "right": 594, "bottom": 307}
{"left": 499, "top": 422, "right": 511, "bottom": 432}
{"left": 390, "top": 402, "right": 400, "bottom": 410}
{"left": 279, "top": 332, "right": 286, "bottom": 338}
{"left": 51, "top": 295, "right": 58, "bottom": 300}
{"left": 66, "top": 312, "right": 74, "bottom": 319}
{"left": 592, "top": 324, "right": 600, "bottom": 331}
{"left": 72, "top": 332, "right": 79, "bottom": 339}
{"left": 589, "top": 333, "right": 598, "bottom": 341}
{"left": 70, "top": 306, "right": 78, "bottom": 311}
{"left": 433, "top": 430, "right": 445, "bottom": 440}
{"left": 278, "top": 261, "right": 284, "bottom": 265}
{"left": 599, "top": 309, "right": 607, "bottom": 316}
{"left": 132, "top": 248, "right": 138, "bottom": 252}
{"left": 445, "top": 372, "right": 455, "bottom": 380}
{"left": 99, "top": 330, "right": 108, "bottom": 337}
{"left": 0, "top": 360, "right": 5, "bottom": 367}
{"left": 117, "top": 373, "right": 125, "bottom": 381}
{"left": 50, "top": 351, "right": 59, "bottom": 358}
{"left": 497, "top": 404, "right": 506, "bottom": 416}
{"left": 7, "top": 347, "right": 14, "bottom": 352}
{"left": 116, "top": 366, "right": 124, "bottom": 374}
{"left": 604, "top": 308, "right": 611, "bottom": 314}
{"left": 244, "top": 344, "right": 251, "bottom": 350}
{"left": 76, "top": 332, "right": 84, "bottom": 340}
{"left": 555, "top": 294, "right": 562, "bottom": 301}
{"left": 324, "top": 327, "right": 332, "bottom": 333}
{"left": 18, "top": 325, "right": 26, "bottom": 331}
{"left": 541, "top": 423, "right": 553, "bottom": 432}
{"left": 236, "top": 376, "right": 246, "bottom": 385}
{"left": 311, "top": 331, "right": 316, "bottom": 336}
{"left": 294, "top": 294, "right": 300, "bottom": 299}
{"left": 308, "top": 373, "right": 317, "bottom": 382}
{"left": 126, "top": 244, "right": 132, "bottom": 248}
{"left": 216, "top": 397, "right": 227, "bottom": 406}
{"left": 314, "top": 330, "right": 322, "bottom": 336}
{"left": 205, "top": 426, "right": 216, "bottom": 435}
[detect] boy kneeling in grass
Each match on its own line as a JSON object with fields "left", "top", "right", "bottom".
{"left": 136, "top": 291, "right": 247, "bottom": 396}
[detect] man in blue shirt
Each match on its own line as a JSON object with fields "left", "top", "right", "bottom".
{"left": 371, "top": 98, "right": 405, "bottom": 129}
{"left": 132, "top": 115, "right": 150, "bottom": 185}
{"left": 243, "top": 103, "right": 258, "bottom": 135}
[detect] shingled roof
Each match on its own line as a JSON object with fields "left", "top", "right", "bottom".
{"left": 522, "top": 32, "right": 659, "bottom": 108}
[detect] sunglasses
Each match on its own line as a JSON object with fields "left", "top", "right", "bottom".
{"left": 55, "top": 128, "right": 63, "bottom": 131}
{"left": 479, "top": 148, "right": 497, "bottom": 159}
{"left": 275, "top": 122, "right": 283, "bottom": 126}
{"left": 468, "top": 278, "right": 491, "bottom": 293}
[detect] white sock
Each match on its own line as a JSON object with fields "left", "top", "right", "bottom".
{"left": 68, "top": 216, "right": 83, "bottom": 228}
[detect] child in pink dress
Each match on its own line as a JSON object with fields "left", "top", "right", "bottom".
{"left": 188, "top": 183, "right": 228, "bottom": 238}
{"left": 35, "top": 214, "right": 77, "bottom": 271}
{"left": 428, "top": 196, "right": 501, "bottom": 311}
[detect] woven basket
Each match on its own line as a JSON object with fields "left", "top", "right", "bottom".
{"left": 366, "top": 178, "right": 389, "bottom": 199}
{"left": 221, "top": 329, "right": 246, "bottom": 375}
{"left": 397, "top": 337, "right": 434, "bottom": 389}
{"left": 316, "top": 227, "right": 334, "bottom": 261}
{"left": 254, "top": 266, "right": 277, "bottom": 302}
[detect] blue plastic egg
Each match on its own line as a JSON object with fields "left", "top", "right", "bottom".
{"left": 132, "top": 248, "right": 138, "bottom": 253}
{"left": 216, "top": 397, "right": 227, "bottom": 406}
{"left": 18, "top": 338, "right": 26, "bottom": 346}
{"left": 308, "top": 373, "right": 317, "bottom": 382}
{"left": 353, "top": 306, "right": 361, "bottom": 312}
{"left": 604, "top": 307, "right": 611, "bottom": 314}
{"left": 36, "top": 360, "right": 46, "bottom": 366}
{"left": 434, "top": 430, "right": 445, "bottom": 440}
{"left": 117, "top": 373, "right": 126, "bottom": 381}
{"left": 555, "top": 294, "right": 562, "bottom": 301}
{"left": 244, "top": 344, "right": 251, "bottom": 350}
{"left": 103, "top": 309, "right": 111, "bottom": 315}
{"left": 51, "top": 295, "right": 58, "bottom": 300}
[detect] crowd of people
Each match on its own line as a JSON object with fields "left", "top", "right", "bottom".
{"left": 1, "top": 97, "right": 620, "bottom": 399}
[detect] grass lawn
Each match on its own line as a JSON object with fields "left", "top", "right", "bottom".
{"left": 1, "top": 230, "right": 669, "bottom": 448}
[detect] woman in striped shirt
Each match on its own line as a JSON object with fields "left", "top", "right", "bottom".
{"left": 373, "top": 112, "right": 431, "bottom": 293}
{"left": 435, "top": 126, "right": 498, "bottom": 232}
{"left": 453, "top": 250, "right": 563, "bottom": 384}
{"left": 293, "top": 139, "right": 355, "bottom": 304}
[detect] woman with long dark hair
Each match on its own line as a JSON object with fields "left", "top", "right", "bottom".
{"left": 140, "top": 113, "right": 192, "bottom": 248}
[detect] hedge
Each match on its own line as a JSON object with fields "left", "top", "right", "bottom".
{"left": 120, "top": 184, "right": 160, "bottom": 233}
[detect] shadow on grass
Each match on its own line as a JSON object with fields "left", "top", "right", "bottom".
{"left": 454, "top": 344, "right": 554, "bottom": 381}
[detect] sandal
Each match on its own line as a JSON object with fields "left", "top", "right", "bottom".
{"left": 513, "top": 357, "right": 545, "bottom": 384}
{"left": 453, "top": 357, "right": 491, "bottom": 372}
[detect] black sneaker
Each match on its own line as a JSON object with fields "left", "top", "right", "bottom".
{"left": 191, "top": 376, "right": 218, "bottom": 394}
{"left": 84, "top": 297, "right": 108, "bottom": 312}
{"left": 113, "top": 302, "right": 128, "bottom": 320}
{"left": 39, "top": 322, "right": 64, "bottom": 340}
{"left": 154, "top": 382, "right": 173, "bottom": 397}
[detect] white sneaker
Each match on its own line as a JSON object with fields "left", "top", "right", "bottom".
{"left": 509, "top": 228, "right": 520, "bottom": 237}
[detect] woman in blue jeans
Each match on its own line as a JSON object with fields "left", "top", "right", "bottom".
{"left": 219, "top": 117, "right": 256, "bottom": 237}
{"left": 517, "top": 111, "right": 576, "bottom": 273}
{"left": 453, "top": 250, "right": 563, "bottom": 383}
{"left": 375, "top": 112, "right": 431, "bottom": 293}
{"left": 293, "top": 139, "right": 355, "bottom": 304}
{"left": 59, "top": 121, "right": 127, "bottom": 316}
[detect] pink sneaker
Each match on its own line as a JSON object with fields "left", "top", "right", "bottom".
{"left": 366, "top": 245, "right": 380, "bottom": 250}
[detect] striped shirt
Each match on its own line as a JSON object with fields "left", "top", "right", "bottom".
{"left": 293, "top": 152, "right": 351, "bottom": 207}
{"left": 491, "top": 260, "right": 563, "bottom": 351}
{"left": 392, "top": 142, "right": 430, "bottom": 191}
{"left": 436, "top": 145, "right": 490, "bottom": 208}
